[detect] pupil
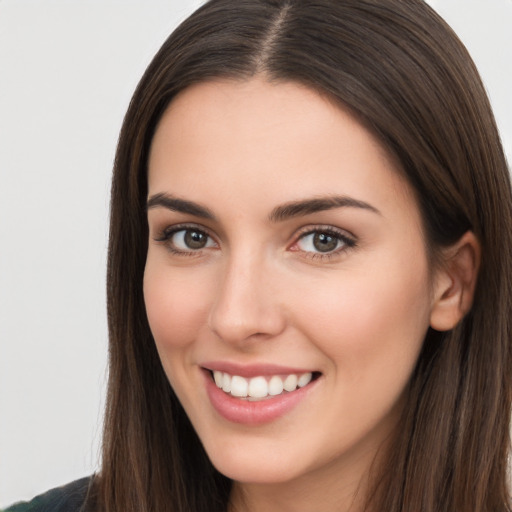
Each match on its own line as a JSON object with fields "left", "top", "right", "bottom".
{"left": 185, "top": 230, "right": 207, "bottom": 249}
{"left": 313, "top": 232, "right": 337, "bottom": 252}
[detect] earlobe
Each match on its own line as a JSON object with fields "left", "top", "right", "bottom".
{"left": 429, "top": 231, "right": 481, "bottom": 332}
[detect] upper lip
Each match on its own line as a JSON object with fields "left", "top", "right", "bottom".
{"left": 201, "top": 361, "right": 317, "bottom": 378}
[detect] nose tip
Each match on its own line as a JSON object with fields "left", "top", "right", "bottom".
{"left": 207, "top": 262, "right": 286, "bottom": 345}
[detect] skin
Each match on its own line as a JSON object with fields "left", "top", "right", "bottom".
{"left": 143, "top": 78, "right": 473, "bottom": 512}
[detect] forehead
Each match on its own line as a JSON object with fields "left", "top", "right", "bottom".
{"left": 147, "top": 78, "right": 419, "bottom": 226}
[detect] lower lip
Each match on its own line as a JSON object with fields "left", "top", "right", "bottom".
{"left": 203, "top": 371, "right": 317, "bottom": 425}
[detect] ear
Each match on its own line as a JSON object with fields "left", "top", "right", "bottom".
{"left": 429, "top": 231, "right": 481, "bottom": 332}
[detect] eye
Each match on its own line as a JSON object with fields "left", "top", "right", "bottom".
{"left": 173, "top": 229, "right": 214, "bottom": 250}
{"left": 293, "top": 228, "right": 356, "bottom": 256}
{"left": 156, "top": 226, "right": 217, "bottom": 253}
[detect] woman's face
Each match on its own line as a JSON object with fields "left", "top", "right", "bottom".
{"left": 144, "top": 79, "right": 437, "bottom": 487}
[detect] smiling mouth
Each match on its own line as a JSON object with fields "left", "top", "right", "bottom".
{"left": 209, "top": 370, "right": 321, "bottom": 401}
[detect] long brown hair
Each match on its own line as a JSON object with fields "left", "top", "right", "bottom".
{"left": 95, "top": 1, "right": 512, "bottom": 510}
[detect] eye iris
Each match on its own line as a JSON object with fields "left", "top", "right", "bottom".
{"left": 184, "top": 230, "right": 208, "bottom": 249}
{"left": 313, "top": 232, "right": 338, "bottom": 252}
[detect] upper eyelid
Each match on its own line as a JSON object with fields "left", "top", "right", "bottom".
{"left": 155, "top": 222, "right": 215, "bottom": 238}
{"left": 292, "top": 224, "right": 356, "bottom": 242}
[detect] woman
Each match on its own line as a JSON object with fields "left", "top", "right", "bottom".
{"left": 7, "top": 0, "right": 511, "bottom": 511}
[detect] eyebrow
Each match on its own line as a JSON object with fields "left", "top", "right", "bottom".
{"left": 268, "top": 196, "right": 381, "bottom": 222}
{"left": 146, "top": 192, "right": 380, "bottom": 222}
{"left": 147, "top": 193, "right": 216, "bottom": 220}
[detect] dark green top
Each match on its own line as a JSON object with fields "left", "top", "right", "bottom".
{"left": 3, "top": 477, "right": 92, "bottom": 512}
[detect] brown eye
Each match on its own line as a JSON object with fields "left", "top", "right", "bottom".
{"left": 312, "top": 232, "right": 338, "bottom": 252}
{"left": 167, "top": 228, "right": 216, "bottom": 252}
{"left": 295, "top": 229, "right": 355, "bottom": 256}
{"left": 184, "top": 230, "right": 209, "bottom": 249}
{"left": 297, "top": 231, "right": 342, "bottom": 253}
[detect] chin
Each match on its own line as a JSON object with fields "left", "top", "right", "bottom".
{"left": 212, "top": 457, "right": 304, "bottom": 484}
{"left": 201, "top": 436, "right": 311, "bottom": 484}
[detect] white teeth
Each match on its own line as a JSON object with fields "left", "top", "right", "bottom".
{"left": 268, "top": 375, "right": 284, "bottom": 396}
{"left": 213, "top": 370, "right": 223, "bottom": 388}
{"left": 248, "top": 376, "right": 268, "bottom": 398}
{"left": 222, "top": 373, "right": 231, "bottom": 393}
{"left": 283, "top": 374, "right": 298, "bottom": 392}
{"left": 230, "top": 375, "right": 248, "bottom": 397}
{"left": 212, "top": 371, "right": 314, "bottom": 399}
{"left": 298, "top": 372, "right": 313, "bottom": 388}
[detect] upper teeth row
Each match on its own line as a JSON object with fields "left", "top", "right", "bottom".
{"left": 213, "top": 371, "right": 313, "bottom": 399}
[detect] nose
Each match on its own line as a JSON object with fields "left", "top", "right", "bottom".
{"left": 207, "top": 253, "right": 286, "bottom": 345}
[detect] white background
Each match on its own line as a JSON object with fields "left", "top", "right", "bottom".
{"left": 0, "top": 0, "right": 511, "bottom": 507}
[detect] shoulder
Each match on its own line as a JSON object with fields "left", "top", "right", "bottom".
{"left": 3, "top": 477, "right": 93, "bottom": 512}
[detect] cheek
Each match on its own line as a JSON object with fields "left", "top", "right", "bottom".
{"left": 143, "top": 261, "right": 212, "bottom": 350}
{"left": 291, "top": 260, "right": 432, "bottom": 391}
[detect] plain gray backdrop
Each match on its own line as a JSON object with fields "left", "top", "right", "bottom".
{"left": 1, "top": 0, "right": 511, "bottom": 506}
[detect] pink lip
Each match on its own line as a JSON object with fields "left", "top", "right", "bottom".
{"left": 201, "top": 361, "right": 315, "bottom": 378}
{"left": 202, "top": 368, "right": 319, "bottom": 426}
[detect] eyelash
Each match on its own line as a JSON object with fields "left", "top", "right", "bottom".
{"left": 290, "top": 226, "right": 357, "bottom": 261}
{"left": 154, "top": 223, "right": 217, "bottom": 256}
{"left": 153, "top": 224, "right": 357, "bottom": 260}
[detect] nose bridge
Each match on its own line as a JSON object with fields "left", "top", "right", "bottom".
{"left": 208, "top": 248, "right": 285, "bottom": 344}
